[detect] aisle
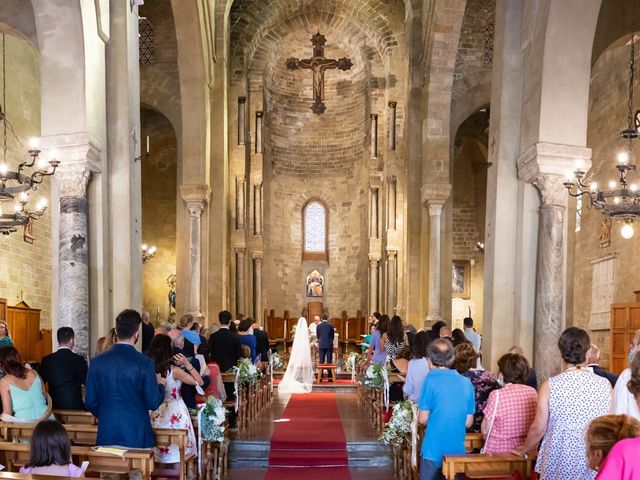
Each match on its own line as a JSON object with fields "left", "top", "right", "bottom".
{"left": 265, "top": 392, "right": 351, "bottom": 479}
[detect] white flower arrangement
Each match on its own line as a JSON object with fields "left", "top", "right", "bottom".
{"left": 200, "top": 397, "right": 226, "bottom": 442}
{"left": 361, "top": 363, "right": 386, "bottom": 389}
{"left": 270, "top": 352, "right": 284, "bottom": 371}
{"left": 234, "top": 357, "right": 262, "bottom": 386}
{"left": 379, "top": 400, "right": 414, "bottom": 446}
{"left": 345, "top": 352, "right": 360, "bottom": 373}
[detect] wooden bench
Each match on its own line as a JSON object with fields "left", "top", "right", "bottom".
{"left": 0, "top": 423, "right": 192, "bottom": 480}
{"left": 464, "top": 433, "right": 485, "bottom": 452}
{"left": 0, "top": 441, "right": 154, "bottom": 480}
{"left": 0, "top": 472, "right": 88, "bottom": 480}
{"left": 53, "top": 410, "right": 97, "bottom": 425}
{"left": 316, "top": 364, "right": 337, "bottom": 383}
{"left": 442, "top": 453, "right": 537, "bottom": 480}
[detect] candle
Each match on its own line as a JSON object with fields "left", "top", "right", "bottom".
{"left": 146, "top": 135, "right": 150, "bottom": 153}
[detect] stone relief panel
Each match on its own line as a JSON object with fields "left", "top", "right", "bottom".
{"left": 589, "top": 254, "right": 616, "bottom": 331}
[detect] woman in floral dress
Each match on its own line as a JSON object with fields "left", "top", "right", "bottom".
{"left": 454, "top": 342, "right": 500, "bottom": 432}
{"left": 147, "top": 334, "right": 204, "bottom": 463}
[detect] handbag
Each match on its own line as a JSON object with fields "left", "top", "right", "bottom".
{"left": 480, "top": 389, "right": 499, "bottom": 454}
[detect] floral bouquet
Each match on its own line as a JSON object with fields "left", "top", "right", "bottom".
{"left": 200, "top": 397, "right": 226, "bottom": 442}
{"left": 361, "top": 363, "right": 386, "bottom": 389}
{"left": 379, "top": 400, "right": 413, "bottom": 446}
{"left": 270, "top": 351, "right": 284, "bottom": 371}
{"left": 234, "top": 357, "right": 262, "bottom": 386}
{"left": 345, "top": 352, "right": 360, "bottom": 373}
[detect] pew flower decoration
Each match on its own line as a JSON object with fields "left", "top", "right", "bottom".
{"left": 234, "top": 357, "right": 262, "bottom": 386}
{"left": 379, "top": 400, "right": 414, "bottom": 446}
{"left": 345, "top": 352, "right": 359, "bottom": 373}
{"left": 361, "top": 363, "right": 386, "bottom": 389}
{"left": 200, "top": 397, "right": 226, "bottom": 442}
{"left": 270, "top": 352, "right": 284, "bottom": 371}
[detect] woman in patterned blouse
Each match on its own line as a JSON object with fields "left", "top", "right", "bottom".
{"left": 480, "top": 353, "right": 538, "bottom": 454}
{"left": 453, "top": 342, "right": 500, "bottom": 432}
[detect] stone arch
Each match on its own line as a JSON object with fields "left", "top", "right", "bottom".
{"left": 451, "top": 69, "right": 492, "bottom": 141}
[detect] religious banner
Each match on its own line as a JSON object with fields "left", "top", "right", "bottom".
{"left": 306, "top": 270, "right": 324, "bottom": 297}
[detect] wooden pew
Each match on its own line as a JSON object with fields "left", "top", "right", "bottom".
{"left": 0, "top": 423, "right": 192, "bottom": 480}
{"left": 53, "top": 410, "right": 97, "bottom": 425}
{"left": 464, "top": 433, "right": 485, "bottom": 452}
{"left": 0, "top": 472, "right": 88, "bottom": 480}
{"left": 442, "top": 453, "right": 537, "bottom": 480}
{"left": 0, "top": 442, "right": 154, "bottom": 480}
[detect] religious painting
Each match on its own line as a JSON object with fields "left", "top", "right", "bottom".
{"left": 599, "top": 217, "right": 612, "bottom": 249}
{"left": 452, "top": 260, "right": 471, "bottom": 300}
{"left": 306, "top": 270, "right": 324, "bottom": 297}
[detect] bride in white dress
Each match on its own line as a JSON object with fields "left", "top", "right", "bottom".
{"left": 278, "top": 317, "right": 314, "bottom": 394}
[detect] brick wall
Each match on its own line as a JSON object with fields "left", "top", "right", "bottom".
{"left": 0, "top": 35, "right": 51, "bottom": 327}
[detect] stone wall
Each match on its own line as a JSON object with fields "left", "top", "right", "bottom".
{"left": 0, "top": 34, "right": 50, "bottom": 327}
{"left": 573, "top": 37, "right": 640, "bottom": 367}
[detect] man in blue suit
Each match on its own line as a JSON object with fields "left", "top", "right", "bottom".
{"left": 316, "top": 315, "right": 335, "bottom": 365}
{"left": 85, "top": 309, "right": 165, "bottom": 448}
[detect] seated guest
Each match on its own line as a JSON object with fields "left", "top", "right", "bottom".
{"left": 196, "top": 361, "right": 227, "bottom": 403}
{"left": 585, "top": 414, "right": 640, "bottom": 475}
{"left": 451, "top": 328, "right": 469, "bottom": 347}
{"left": 427, "top": 320, "right": 446, "bottom": 343}
{"left": 192, "top": 322, "right": 210, "bottom": 357}
{"left": 369, "top": 315, "right": 388, "bottom": 365}
{"left": 453, "top": 342, "right": 500, "bottom": 432}
{"left": 238, "top": 319, "right": 258, "bottom": 361}
{"left": 439, "top": 325, "right": 452, "bottom": 341}
{"left": 208, "top": 310, "right": 242, "bottom": 428}
{"left": 39, "top": 327, "right": 88, "bottom": 410}
{"left": 85, "top": 310, "right": 165, "bottom": 448}
{"left": 0, "top": 346, "right": 50, "bottom": 421}
{"left": 513, "top": 327, "right": 611, "bottom": 480}
{"left": 403, "top": 331, "right": 430, "bottom": 403}
{"left": 587, "top": 344, "right": 618, "bottom": 387}
{"left": 509, "top": 346, "right": 538, "bottom": 389}
{"left": 382, "top": 315, "right": 409, "bottom": 361}
{"left": 417, "top": 339, "right": 474, "bottom": 480}
{"left": 177, "top": 314, "right": 199, "bottom": 357}
{"left": 154, "top": 325, "right": 169, "bottom": 337}
{"left": 389, "top": 346, "right": 411, "bottom": 402}
{"left": 241, "top": 344, "right": 251, "bottom": 359}
{"left": 0, "top": 321, "right": 13, "bottom": 347}
{"left": 253, "top": 323, "right": 270, "bottom": 361}
{"left": 614, "top": 351, "right": 640, "bottom": 420}
{"left": 168, "top": 331, "right": 210, "bottom": 410}
{"left": 480, "top": 353, "right": 537, "bottom": 454}
{"left": 94, "top": 327, "right": 117, "bottom": 356}
{"left": 148, "top": 334, "right": 202, "bottom": 463}
{"left": 19, "top": 420, "right": 83, "bottom": 477}
{"left": 595, "top": 435, "right": 640, "bottom": 478}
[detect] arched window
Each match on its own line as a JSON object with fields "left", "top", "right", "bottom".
{"left": 303, "top": 201, "right": 327, "bottom": 261}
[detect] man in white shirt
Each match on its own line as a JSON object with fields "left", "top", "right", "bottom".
{"left": 309, "top": 315, "right": 321, "bottom": 339}
{"left": 463, "top": 317, "right": 481, "bottom": 351}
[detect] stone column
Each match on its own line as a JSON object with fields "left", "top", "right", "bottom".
{"left": 388, "top": 101, "right": 397, "bottom": 151}
{"left": 518, "top": 142, "right": 592, "bottom": 381}
{"left": 236, "top": 247, "right": 246, "bottom": 315}
{"left": 238, "top": 97, "right": 246, "bottom": 145}
{"left": 386, "top": 250, "right": 397, "bottom": 314}
{"left": 58, "top": 167, "right": 91, "bottom": 358}
{"left": 425, "top": 201, "right": 444, "bottom": 324}
{"left": 236, "top": 177, "right": 245, "bottom": 230}
{"left": 255, "top": 112, "right": 263, "bottom": 155}
{"left": 370, "top": 187, "right": 379, "bottom": 238}
{"left": 254, "top": 183, "right": 262, "bottom": 236}
{"left": 370, "top": 114, "right": 378, "bottom": 158}
{"left": 253, "top": 252, "right": 263, "bottom": 322}
{"left": 181, "top": 185, "right": 210, "bottom": 315}
{"left": 369, "top": 256, "right": 379, "bottom": 314}
{"left": 387, "top": 176, "right": 397, "bottom": 231}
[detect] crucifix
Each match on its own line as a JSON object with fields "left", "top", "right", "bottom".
{"left": 286, "top": 32, "right": 353, "bottom": 114}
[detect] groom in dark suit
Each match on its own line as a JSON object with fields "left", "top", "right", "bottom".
{"left": 316, "top": 316, "right": 335, "bottom": 364}
{"left": 85, "top": 310, "right": 165, "bottom": 448}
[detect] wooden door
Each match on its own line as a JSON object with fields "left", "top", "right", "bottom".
{"left": 6, "top": 301, "right": 41, "bottom": 362}
{"left": 0, "top": 298, "right": 6, "bottom": 322}
{"left": 610, "top": 303, "right": 640, "bottom": 374}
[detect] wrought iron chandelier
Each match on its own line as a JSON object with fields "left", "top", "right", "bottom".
{"left": 0, "top": 34, "right": 58, "bottom": 237}
{"left": 564, "top": 32, "right": 640, "bottom": 239}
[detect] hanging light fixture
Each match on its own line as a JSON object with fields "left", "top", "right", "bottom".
{"left": 142, "top": 243, "right": 157, "bottom": 263}
{"left": 0, "top": 34, "right": 58, "bottom": 238}
{"left": 564, "top": 30, "right": 640, "bottom": 239}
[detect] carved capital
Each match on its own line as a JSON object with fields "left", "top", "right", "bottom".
{"left": 181, "top": 184, "right": 210, "bottom": 216}
{"left": 421, "top": 182, "right": 451, "bottom": 207}
{"left": 370, "top": 113, "right": 378, "bottom": 120}
{"left": 517, "top": 142, "right": 592, "bottom": 183}
{"left": 256, "top": 111, "right": 263, "bottom": 118}
{"left": 388, "top": 101, "right": 397, "bottom": 109}
{"left": 369, "top": 255, "right": 380, "bottom": 267}
{"left": 386, "top": 250, "right": 397, "bottom": 261}
{"left": 39, "top": 132, "right": 102, "bottom": 175}
{"left": 252, "top": 251, "right": 263, "bottom": 263}
{"left": 533, "top": 173, "right": 569, "bottom": 207}
{"left": 235, "top": 246, "right": 246, "bottom": 257}
{"left": 57, "top": 167, "right": 91, "bottom": 198}
{"left": 238, "top": 96, "right": 246, "bottom": 104}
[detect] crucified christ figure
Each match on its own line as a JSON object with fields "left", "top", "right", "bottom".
{"left": 286, "top": 32, "right": 353, "bottom": 114}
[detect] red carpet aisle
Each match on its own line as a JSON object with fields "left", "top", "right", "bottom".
{"left": 265, "top": 392, "right": 351, "bottom": 480}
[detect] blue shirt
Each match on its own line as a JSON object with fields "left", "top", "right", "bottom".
{"left": 239, "top": 334, "right": 258, "bottom": 361}
{"left": 418, "top": 369, "right": 475, "bottom": 466}
{"left": 370, "top": 330, "right": 387, "bottom": 365}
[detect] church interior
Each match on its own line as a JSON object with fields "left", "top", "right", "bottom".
{"left": 2, "top": 0, "right": 640, "bottom": 479}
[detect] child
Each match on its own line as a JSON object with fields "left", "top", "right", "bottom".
{"left": 20, "top": 420, "right": 84, "bottom": 477}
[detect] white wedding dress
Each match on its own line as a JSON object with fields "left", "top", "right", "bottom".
{"left": 278, "top": 317, "right": 314, "bottom": 394}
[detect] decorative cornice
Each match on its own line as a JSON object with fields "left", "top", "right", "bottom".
{"left": 39, "top": 132, "right": 102, "bottom": 174}
{"left": 517, "top": 142, "right": 592, "bottom": 183}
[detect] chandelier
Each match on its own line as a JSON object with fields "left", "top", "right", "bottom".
{"left": 564, "top": 32, "right": 640, "bottom": 239}
{"left": 142, "top": 243, "right": 157, "bottom": 263}
{"left": 0, "top": 34, "right": 58, "bottom": 237}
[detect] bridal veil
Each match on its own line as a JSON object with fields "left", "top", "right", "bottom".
{"left": 278, "top": 317, "right": 314, "bottom": 394}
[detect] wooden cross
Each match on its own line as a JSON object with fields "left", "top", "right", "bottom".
{"left": 286, "top": 32, "right": 353, "bottom": 114}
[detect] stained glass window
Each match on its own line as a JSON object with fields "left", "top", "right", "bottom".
{"left": 304, "top": 201, "right": 326, "bottom": 255}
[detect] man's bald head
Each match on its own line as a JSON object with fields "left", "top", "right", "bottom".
{"left": 313, "top": 316, "right": 321, "bottom": 323}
